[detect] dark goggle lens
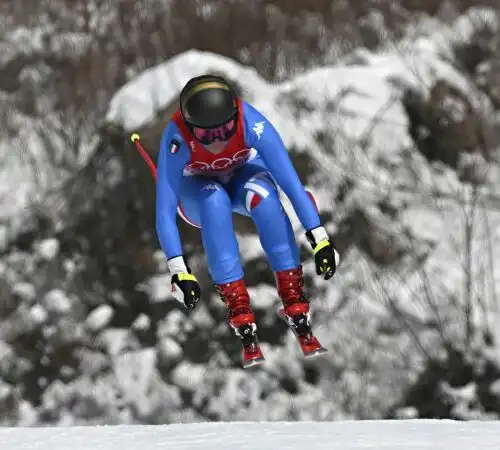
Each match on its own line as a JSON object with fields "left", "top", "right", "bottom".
{"left": 192, "top": 119, "right": 237, "bottom": 145}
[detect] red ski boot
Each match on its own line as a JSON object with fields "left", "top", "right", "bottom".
{"left": 215, "top": 279, "right": 265, "bottom": 368}
{"left": 275, "top": 266, "right": 327, "bottom": 358}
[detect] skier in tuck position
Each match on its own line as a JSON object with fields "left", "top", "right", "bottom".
{"left": 154, "top": 74, "right": 340, "bottom": 367}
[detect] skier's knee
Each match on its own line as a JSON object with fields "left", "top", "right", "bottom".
{"left": 243, "top": 173, "right": 279, "bottom": 213}
{"left": 199, "top": 183, "right": 231, "bottom": 212}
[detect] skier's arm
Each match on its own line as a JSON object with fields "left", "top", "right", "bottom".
{"left": 243, "top": 101, "right": 340, "bottom": 279}
{"left": 243, "top": 102, "right": 320, "bottom": 231}
{"left": 156, "top": 121, "right": 189, "bottom": 262}
{"left": 156, "top": 121, "right": 201, "bottom": 308}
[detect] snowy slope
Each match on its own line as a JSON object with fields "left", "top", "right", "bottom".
{"left": 0, "top": 22, "right": 96, "bottom": 225}
{"left": 1, "top": 420, "right": 500, "bottom": 449}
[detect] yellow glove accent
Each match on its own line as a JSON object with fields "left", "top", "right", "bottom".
{"left": 313, "top": 240, "right": 330, "bottom": 255}
{"left": 177, "top": 273, "right": 198, "bottom": 282}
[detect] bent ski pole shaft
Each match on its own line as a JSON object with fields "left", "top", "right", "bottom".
{"left": 131, "top": 133, "right": 157, "bottom": 182}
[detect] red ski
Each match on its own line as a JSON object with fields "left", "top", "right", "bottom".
{"left": 278, "top": 308, "right": 327, "bottom": 358}
{"left": 233, "top": 323, "right": 265, "bottom": 368}
{"left": 242, "top": 343, "right": 265, "bottom": 368}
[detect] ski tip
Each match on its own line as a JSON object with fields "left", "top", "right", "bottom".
{"left": 130, "top": 132, "right": 140, "bottom": 143}
{"left": 243, "top": 356, "right": 265, "bottom": 368}
{"left": 303, "top": 347, "right": 328, "bottom": 358}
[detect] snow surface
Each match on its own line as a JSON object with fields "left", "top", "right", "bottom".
{"left": 1, "top": 420, "right": 500, "bottom": 449}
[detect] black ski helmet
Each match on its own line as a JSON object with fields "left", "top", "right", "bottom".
{"left": 179, "top": 74, "right": 238, "bottom": 129}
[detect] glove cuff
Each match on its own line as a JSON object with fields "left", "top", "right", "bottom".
{"left": 167, "top": 255, "right": 190, "bottom": 275}
{"left": 306, "top": 226, "right": 329, "bottom": 248}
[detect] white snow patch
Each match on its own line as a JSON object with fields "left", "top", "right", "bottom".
{"left": 235, "top": 233, "right": 264, "bottom": 262}
{"left": 10, "top": 282, "right": 36, "bottom": 302}
{"left": 132, "top": 313, "right": 150, "bottom": 331}
{"left": 142, "top": 273, "right": 172, "bottom": 303}
{"left": 0, "top": 225, "right": 7, "bottom": 252}
{"left": 248, "top": 284, "right": 279, "bottom": 310}
{"left": 189, "top": 303, "right": 215, "bottom": 329}
{"left": 85, "top": 305, "right": 114, "bottom": 332}
{"left": 157, "top": 310, "right": 191, "bottom": 339}
{"left": 106, "top": 51, "right": 271, "bottom": 131}
{"left": 113, "top": 348, "right": 177, "bottom": 418}
{"left": 42, "top": 289, "right": 72, "bottom": 314}
{"left": 157, "top": 336, "right": 183, "bottom": 362}
{"left": 99, "top": 329, "right": 140, "bottom": 357}
{"left": 171, "top": 361, "right": 206, "bottom": 391}
{"left": 1, "top": 420, "right": 500, "bottom": 449}
{"left": 29, "top": 304, "right": 48, "bottom": 325}
{"left": 35, "top": 238, "right": 60, "bottom": 261}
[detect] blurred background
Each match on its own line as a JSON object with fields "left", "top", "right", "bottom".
{"left": 1, "top": 0, "right": 500, "bottom": 426}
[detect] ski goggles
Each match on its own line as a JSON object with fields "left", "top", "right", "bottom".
{"left": 192, "top": 119, "right": 237, "bottom": 145}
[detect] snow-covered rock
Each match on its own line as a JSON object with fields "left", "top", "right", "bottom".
{"left": 41, "top": 289, "right": 72, "bottom": 315}
{"left": 157, "top": 310, "right": 190, "bottom": 341}
{"left": 131, "top": 313, "right": 150, "bottom": 331}
{"left": 10, "top": 282, "right": 36, "bottom": 303}
{"left": 0, "top": 341, "right": 32, "bottom": 381}
{"left": 189, "top": 303, "right": 215, "bottom": 329}
{"left": 143, "top": 273, "right": 172, "bottom": 303}
{"left": 100, "top": 328, "right": 141, "bottom": 357}
{"left": 85, "top": 305, "right": 114, "bottom": 332}
{"left": 490, "top": 378, "right": 500, "bottom": 399}
{"left": 114, "top": 349, "right": 183, "bottom": 420}
{"left": 171, "top": 361, "right": 206, "bottom": 392}
{"left": 34, "top": 238, "right": 60, "bottom": 261}
{"left": 157, "top": 336, "right": 183, "bottom": 364}
{"left": 393, "top": 406, "right": 419, "bottom": 419}
{"left": 0, "top": 226, "right": 7, "bottom": 253}
{"left": 29, "top": 304, "right": 48, "bottom": 325}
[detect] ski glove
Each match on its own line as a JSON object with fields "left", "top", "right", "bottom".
{"left": 306, "top": 226, "right": 340, "bottom": 280}
{"left": 168, "top": 256, "right": 201, "bottom": 309}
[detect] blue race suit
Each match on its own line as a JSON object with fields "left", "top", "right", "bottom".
{"left": 156, "top": 99, "right": 321, "bottom": 284}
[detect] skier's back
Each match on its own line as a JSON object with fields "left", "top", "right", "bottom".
{"left": 155, "top": 74, "right": 339, "bottom": 367}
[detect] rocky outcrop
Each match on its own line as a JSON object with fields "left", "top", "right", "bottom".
{"left": 404, "top": 80, "right": 493, "bottom": 167}
{"left": 1, "top": 2, "right": 500, "bottom": 426}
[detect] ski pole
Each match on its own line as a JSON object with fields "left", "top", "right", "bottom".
{"left": 130, "top": 133, "right": 157, "bottom": 182}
